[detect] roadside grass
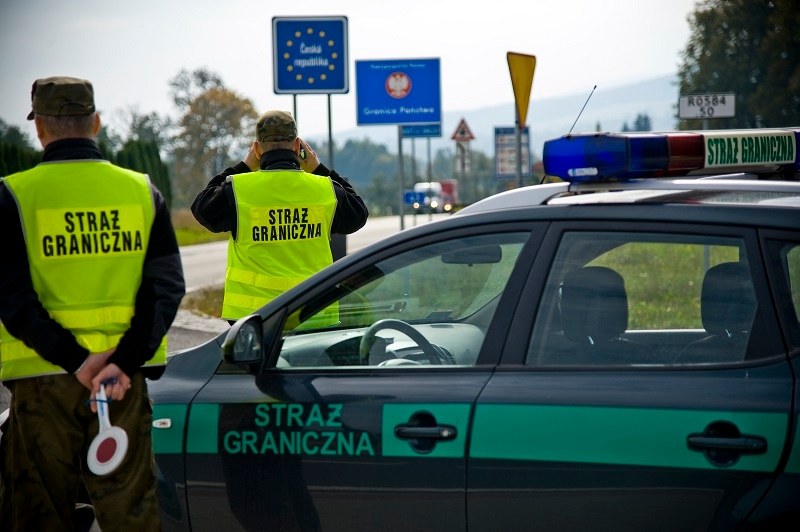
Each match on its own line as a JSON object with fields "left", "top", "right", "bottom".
{"left": 592, "top": 243, "right": 739, "bottom": 329}
{"left": 180, "top": 285, "right": 224, "bottom": 318}
{"left": 172, "top": 209, "right": 225, "bottom": 317}
{"left": 172, "top": 208, "right": 227, "bottom": 246}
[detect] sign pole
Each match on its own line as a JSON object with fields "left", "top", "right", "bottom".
{"left": 427, "top": 137, "right": 432, "bottom": 177}
{"left": 411, "top": 138, "right": 417, "bottom": 181}
{"left": 398, "top": 126, "right": 405, "bottom": 230}
{"left": 327, "top": 94, "right": 334, "bottom": 168}
{"left": 273, "top": 16, "right": 349, "bottom": 257}
{"left": 507, "top": 52, "right": 536, "bottom": 189}
{"left": 328, "top": 93, "right": 346, "bottom": 260}
{"left": 515, "top": 108, "right": 523, "bottom": 188}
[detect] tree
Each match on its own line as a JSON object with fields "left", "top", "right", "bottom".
{"left": 96, "top": 125, "right": 122, "bottom": 161}
{"left": 678, "top": 0, "right": 800, "bottom": 129}
{"left": 364, "top": 172, "right": 397, "bottom": 216}
{"left": 633, "top": 113, "right": 652, "bottom": 132}
{"left": 0, "top": 118, "right": 34, "bottom": 149}
{"left": 0, "top": 118, "right": 40, "bottom": 175}
{"left": 169, "top": 68, "right": 224, "bottom": 109}
{"left": 117, "top": 139, "right": 173, "bottom": 208}
{"left": 622, "top": 113, "right": 652, "bottom": 132}
{"left": 120, "top": 107, "right": 174, "bottom": 149}
{"left": 171, "top": 86, "right": 258, "bottom": 207}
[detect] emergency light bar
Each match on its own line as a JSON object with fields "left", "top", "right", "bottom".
{"left": 543, "top": 129, "right": 800, "bottom": 182}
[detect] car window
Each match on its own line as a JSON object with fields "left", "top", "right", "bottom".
{"left": 788, "top": 245, "right": 800, "bottom": 325}
{"left": 277, "top": 232, "right": 529, "bottom": 368}
{"left": 526, "top": 231, "right": 775, "bottom": 366}
{"left": 764, "top": 239, "right": 800, "bottom": 348}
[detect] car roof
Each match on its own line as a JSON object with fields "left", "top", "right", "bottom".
{"left": 461, "top": 177, "right": 800, "bottom": 215}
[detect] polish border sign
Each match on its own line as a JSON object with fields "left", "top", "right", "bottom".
{"left": 356, "top": 58, "right": 441, "bottom": 125}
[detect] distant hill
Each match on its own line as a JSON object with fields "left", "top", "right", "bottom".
{"left": 316, "top": 75, "right": 680, "bottom": 159}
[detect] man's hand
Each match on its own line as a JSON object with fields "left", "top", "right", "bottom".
{"left": 244, "top": 140, "right": 261, "bottom": 171}
{"left": 298, "top": 138, "right": 321, "bottom": 173}
{"left": 90, "top": 363, "right": 132, "bottom": 413}
{"left": 75, "top": 348, "right": 113, "bottom": 391}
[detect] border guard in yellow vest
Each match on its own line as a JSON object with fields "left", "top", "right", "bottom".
{"left": 0, "top": 76, "right": 185, "bottom": 531}
{"left": 192, "top": 110, "right": 368, "bottom": 323}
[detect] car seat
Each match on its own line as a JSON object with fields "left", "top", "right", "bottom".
{"left": 551, "top": 266, "right": 653, "bottom": 365}
{"left": 674, "top": 262, "right": 757, "bottom": 364}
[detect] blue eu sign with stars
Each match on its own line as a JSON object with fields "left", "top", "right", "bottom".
{"left": 273, "top": 16, "right": 349, "bottom": 94}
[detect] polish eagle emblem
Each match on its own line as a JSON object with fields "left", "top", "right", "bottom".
{"left": 385, "top": 72, "right": 412, "bottom": 99}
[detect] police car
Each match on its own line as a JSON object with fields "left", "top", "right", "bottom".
{"left": 141, "top": 129, "right": 800, "bottom": 529}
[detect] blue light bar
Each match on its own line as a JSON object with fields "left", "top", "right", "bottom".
{"left": 543, "top": 134, "right": 668, "bottom": 182}
{"left": 543, "top": 129, "right": 800, "bottom": 182}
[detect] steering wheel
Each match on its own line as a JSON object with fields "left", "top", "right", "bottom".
{"left": 359, "top": 319, "right": 443, "bottom": 365}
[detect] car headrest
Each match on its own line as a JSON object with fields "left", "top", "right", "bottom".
{"left": 701, "top": 262, "right": 757, "bottom": 337}
{"left": 559, "top": 266, "right": 628, "bottom": 344}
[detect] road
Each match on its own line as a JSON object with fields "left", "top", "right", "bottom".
{"left": 182, "top": 213, "right": 450, "bottom": 291}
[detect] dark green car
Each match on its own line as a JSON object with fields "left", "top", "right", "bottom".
{"left": 150, "top": 128, "right": 800, "bottom": 531}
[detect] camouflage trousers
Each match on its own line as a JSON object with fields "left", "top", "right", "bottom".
{"left": 0, "top": 373, "right": 161, "bottom": 531}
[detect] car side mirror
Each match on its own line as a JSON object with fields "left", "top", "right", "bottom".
{"left": 222, "top": 315, "right": 263, "bottom": 366}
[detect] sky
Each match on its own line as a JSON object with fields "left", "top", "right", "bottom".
{"left": 0, "top": 0, "right": 699, "bottom": 145}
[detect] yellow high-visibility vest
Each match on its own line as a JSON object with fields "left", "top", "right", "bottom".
{"left": 1, "top": 160, "right": 166, "bottom": 381}
{"left": 222, "top": 168, "right": 338, "bottom": 325}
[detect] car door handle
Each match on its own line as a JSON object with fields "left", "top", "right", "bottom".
{"left": 395, "top": 424, "right": 457, "bottom": 441}
{"left": 687, "top": 434, "right": 766, "bottom": 454}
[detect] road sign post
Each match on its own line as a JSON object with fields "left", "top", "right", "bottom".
{"left": 273, "top": 16, "right": 349, "bottom": 260}
{"left": 355, "top": 59, "right": 441, "bottom": 125}
{"left": 273, "top": 16, "right": 349, "bottom": 94}
{"left": 356, "top": 58, "right": 441, "bottom": 230}
{"left": 495, "top": 126, "right": 531, "bottom": 179}
{"left": 452, "top": 118, "right": 475, "bottom": 178}
{"left": 507, "top": 52, "right": 536, "bottom": 187}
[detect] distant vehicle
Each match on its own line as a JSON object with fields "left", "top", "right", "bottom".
{"left": 439, "top": 178, "right": 459, "bottom": 212}
{"left": 412, "top": 181, "right": 443, "bottom": 213}
{"left": 412, "top": 179, "right": 459, "bottom": 213}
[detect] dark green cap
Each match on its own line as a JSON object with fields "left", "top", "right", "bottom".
{"left": 256, "top": 110, "right": 297, "bottom": 142}
{"left": 27, "top": 76, "right": 96, "bottom": 120}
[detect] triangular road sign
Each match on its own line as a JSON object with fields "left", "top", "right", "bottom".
{"left": 451, "top": 118, "right": 475, "bottom": 142}
{"left": 507, "top": 52, "right": 536, "bottom": 127}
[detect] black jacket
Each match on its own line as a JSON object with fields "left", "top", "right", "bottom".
{"left": 0, "top": 138, "right": 185, "bottom": 379}
{"left": 191, "top": 149, "right": 368, "bottom": 238}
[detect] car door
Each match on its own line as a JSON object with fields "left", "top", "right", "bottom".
{"left": 181, "top": 226, "right": 537, "bottom": 531}
{"left": 468, "top": 221, "right": 794, "bottom": 531}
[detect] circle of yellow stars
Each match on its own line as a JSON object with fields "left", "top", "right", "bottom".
{"left": 283, "top": 27, "right": 339, "bottom": 84}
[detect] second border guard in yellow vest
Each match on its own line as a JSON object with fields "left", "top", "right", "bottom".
{"left": 192, "top": 110, "right": 368, "bottom": 321}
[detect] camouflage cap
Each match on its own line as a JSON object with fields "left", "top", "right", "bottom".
{"left": 27, "top": 76, "right": 96, "bottom": 120}
{"left": 256, "top": 110, "right": 297, "bottom": 142}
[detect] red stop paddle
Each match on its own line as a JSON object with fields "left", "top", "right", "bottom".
{"left": 87, "top": 382, "right": 128, "bottom": 475}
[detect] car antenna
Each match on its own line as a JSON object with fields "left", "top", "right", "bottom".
{"left": 567, "top": 85, "right": 597, "bottom": 136}
{"left": 539, "top": 85, "right": 597, "bottom": 185}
